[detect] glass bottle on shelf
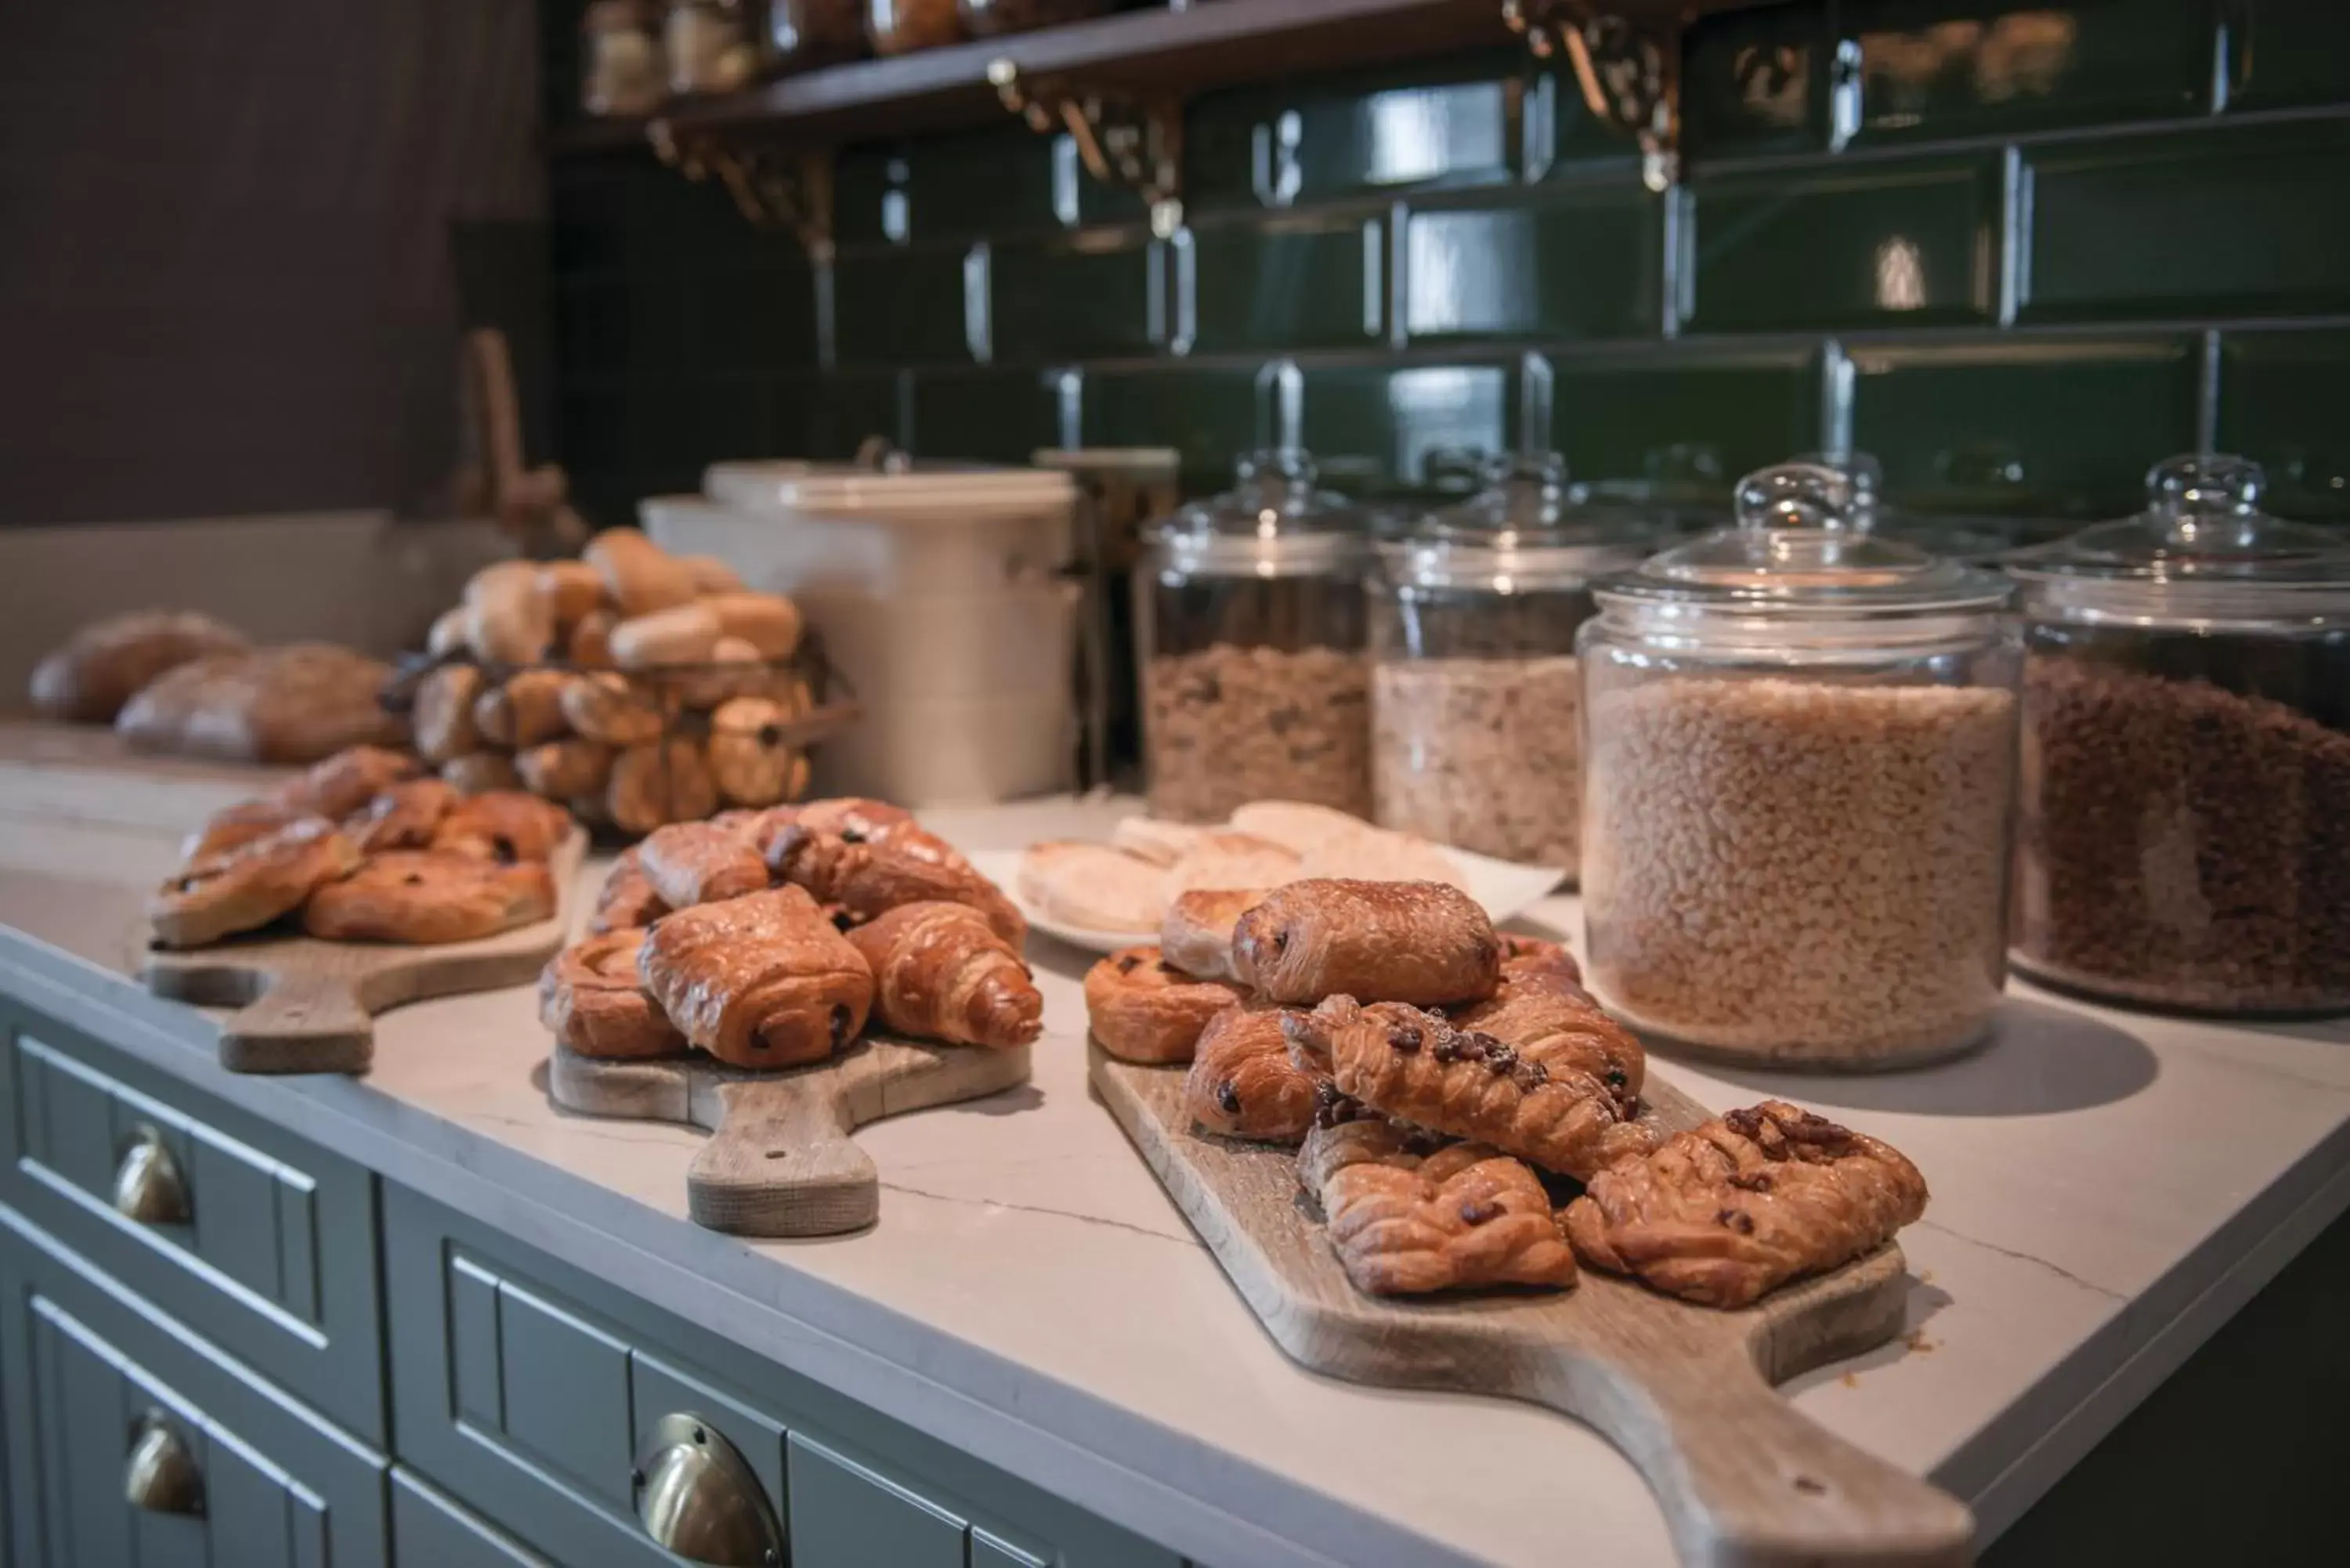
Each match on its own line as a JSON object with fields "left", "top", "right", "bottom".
{"left": 665, "top": 0, "right": 761, "bottom": 96}
{"left": 581, "top": 1, "right": 666, "bottom": 117}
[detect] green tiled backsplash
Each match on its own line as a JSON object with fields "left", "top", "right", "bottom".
{"left": 548, "top": 0, "right": 2350, "bottom": 528}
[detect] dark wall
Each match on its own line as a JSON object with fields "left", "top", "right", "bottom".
{"left": 545, "top": 0, "right": 2350, "bottom": 532}
{"left": 0, "top": 0, "right": 548, "bottom": 527}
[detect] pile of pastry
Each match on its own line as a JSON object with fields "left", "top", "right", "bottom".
{"left": 151, "top": 746, "right": 573, "bottom": 948}
{"left": 406, "top": 529, "right": 819, "bottom": 834}
{"left": 540, "top": 798, "right": 1040, "bottom": 1071}
{"left": 32, "top": 609, "right": 403, "bottom": 765}
{"left": 1021, "top": 800, "right": 1465, "bottom": 935}
{"left": 1086, "top": 880, "right": 1930, "bottom": 1310}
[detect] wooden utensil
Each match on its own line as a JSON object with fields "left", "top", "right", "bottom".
{"left": 1091, "top": 1048, "right": 1975, "bottom": 1568}
{"left": 549, "top": 1037, "right": 1031, "bottom": 1236}
{"left": 141, "top": 831, "right": 588, "bottom": 1075}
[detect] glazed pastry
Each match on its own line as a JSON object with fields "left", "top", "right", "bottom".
{"left": 1233, "top": 880, "right": 1500, "bottom": 1007}
{"left": 276, "top": 744, "right": 425, "bottom": 819}
{"left": 608, "top": 739, "right": 719, "bottom": 835}
{"left": 150, "top": 818, "right": 363, "bottom": 948}
{"left": 1300, "top": 1097, "right": 1578, "bottom": 1296}
{"left": 1284, "top": 995, "right": 1658, "bottom": 1180}
{"left": 589, "top": 845, "right": 668, "bottom": 934}
{"left": 708, "top": 695, "right": 808, "bottom": 808}
{"left": 538, "top": 929, "right": 683, "bottom": 1059}
{"left": 537, "top": 560, "right": 608, "bottom": 629}
{"left": 472, "top": 669, "right": 573, "bottom": 748}
{"left": 567, "top": 609, "right": 617, "bottom": 669}
{"left": 1159, "top": 887, "right": 1267, "bottom": 984}
{"left": 304, "top": 851, "right": 556, "bottom": 944}
{"left": 181, "top": 797, "right": 308, "bottom": 862}
{"left": 636, "top": 885, "right": 873, "bottom": 1068}
{"left": 585, "top": 528, "right": 699, "bottom": 617}
{"left": 1563, "top": 1101, "right": 1929, "bottom": 1310}
{"left": 432, "top": 791, "right": 573, "bottom": 863}
{"left": 1184, "top": 1005, "right": 1319, "bottom": 1143}
{"left": 515, "top": 737, "right": 613, "bottom": 801}
{"left": 638, "top": 821, "right": 772, "bottom": 908}
{"left": 700, "top": 591, "right": 802, "bottom": 659}
{"left": 1018, "top": 841, "right": 1166, "bottom": 933}
{"left": 30, "top": 609, "right": 249, "bottom": 723}
{"left": 1082, "top": 946, "right": 1245, "bottom": 1064}
{"left": 561, "top": 670, "right": 665, "bottom": 745}
{"left": 345, "top": 778, "right": 458, "bottom": 853}
{"left": 610, "top": 602, "right": 721, "bottom": 670}
{"left": 463, "top": 561, "right": 556, "bottom": 667}
{"left": 1444, "top": 986, "right": 1643, "bottom": 1113}
{"left": 441, "top": 750, "right": 521, "bottom": 795}
{"left": 794, "top": 798, "right": 968, "bottom": 872}
{"left": 679, "top": 555, "right": 743, "bottom": 594}
{"left": 845, "top": 901, "right": 1043, "bottom": 1050}
{"left": 412, "top": 663, "right": 485, "bottom": 763}
{"left": 765, "top": 825, "right": 1024, "bottom": 945}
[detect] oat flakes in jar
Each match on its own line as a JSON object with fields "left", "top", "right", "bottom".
{"left": 1578, "top": 461, "right": 2021, "bottom": 1068}
{"left": 1369, "top": 453, "right": 1667, "bottom": 878}
{"left": 2008, "top": 455, "right": 2350, "bottom": 1017}
{"left": 1138, "top": 450, "right": 1371, "bottom": 823}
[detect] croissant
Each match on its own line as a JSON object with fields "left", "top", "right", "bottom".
{"left": 844, "top": 901, "right": 1042, "bottom": 1050}
{"left": 763, "top": 824, "right": 1023, "bottom": 945}
{"left": 1284, "top": 995, "right": 1658, "bottom": 1180}
{"left": 1563, "top": 1100, "right": 1929, "bottom": 1309}
{"left": 637, "top": 886, "right": 873, "bottom": 1068}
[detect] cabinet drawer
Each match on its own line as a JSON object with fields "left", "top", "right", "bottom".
{"left": 0, "top": 998, "right": 384, "bottom": 1442}
{"left": 0, "top": 1203, "right": 388, "bottom": 1568}
{"left": 392, "top": 1469, "right": 555, "bottom": 1567}
{"left": 385, "top": 1184, "right": 1188, "bottom": 1568}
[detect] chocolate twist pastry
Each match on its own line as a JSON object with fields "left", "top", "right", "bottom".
{"left": 844, "top": 901, "right": 1042, "bottom": 1050}
{"left": 1563, "top": 1100, "right": 1929, "bottom": 1310}
{"left": 637, "top": 886, "right": 873, "bottom": 1069}
{"left": 1284, "top": 995, "right": 1658, "bottom": 1180}
{"left": 1300, "top": 1097, "right": 1578, "bottom": 1296}
{"left": 1233, "top": 880, "right": 1499, "bottom": 1007}
{"left": 762, "top": 823, "right": 1022, "bottom": 945}
{"left": 539, "top": 929, "right": 684, "bottom": 1059}
{"left": 638, "top": 821, "right": 772, "bottom": 909}
{"left": 1183, "top": 1005, "right": 1319, "bottom": 1144}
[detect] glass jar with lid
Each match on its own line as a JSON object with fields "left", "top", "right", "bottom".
{"left": 581, "top": 1, "right": 667, "bottom": 117}
{"left": 2008, "top": 454, "right": 2350, "bottom": 1017}
{"left": 1797, "top": 450, "right": 2067, "bottom": 564}
{"left": 1137, "top": 449, "right": 1371, "bottom": 823}
{"left": 1578, "top": 461, "right": 2021, "bottom": 1068}
{"left": 1369, "top": 452, "right": 1668, "bottom": 876}
{"left": 766, "top": 0, "right": 866, "bottom": 70}
{"left": 665, "top": 0, "right": 761, "bottom": 95}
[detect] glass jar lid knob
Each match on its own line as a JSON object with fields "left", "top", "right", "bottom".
{"left": 1736, "top": 461, "right": 1859, "bottom": 533}
{"left": 2149, "top": 453, "right": 2264, "bottom": 515}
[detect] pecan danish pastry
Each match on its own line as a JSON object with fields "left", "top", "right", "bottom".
{"left": 845, "top": 901, "right": 1042, "bottom": 1050}
{"left": 794, "top": 797, "right": 971, "bottom": 872}
{"left": 1284, "top": 995, "right": 1658, "bottom": 1180}
{"left": 150, "top": 817, "right": 362, "bottom": 948}
{"left": 764, "top": 825, "right": 1022, "bottom": 945}
{"left": 1233, "top": 880, "right": 1500, "bottom": 1007}
{"left": 1444, "top": 987, "right": 1644, "bottom": 1111}
{"left": 302, "top": 851, "right": 555, "bottom": 945}
{"left": 638, "top": 820, "right": 772, "bottom": 909}
{"left": 1158, "top": 887, "right": 1267, "bottom": 985}
{"left": 1563, "top": 1100, "right": 1929, "bottom": 1310}
{"left": 1183, "top": 1004, "right": 1319, "bottom": 1144}
{"left": 539, "top": 929, "right": 683, "bottom": 1060}
{"left": 1300, "top": 1097, "right": 1577, "bottom": 1296}
{"left": 1082, "top": 946, "right": 1246, "bottom": 1064}
{"left": 637, "top": 886, "right": 873, "bottom": 1069}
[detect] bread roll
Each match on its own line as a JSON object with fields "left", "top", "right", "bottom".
{"left": 584, "top": 529, "right": 698, "bottom": 617}
{"left": 567, "top": 609, "right": 616, "bottom": 669}
{"left": 30, "top": 610, "right": 250, "bottom": 723}
{"left": 701, "top": 592, "right": 802, "bottom": 659}
{"left": 515, "top": 737, "right": 613, "bottom": 800}
{"left": 610, "top": 602, "right": 721, "bottom": 670}
{"left": 537, "top": 560, "right": 607, "bottom": 629}
{"left": 472, "top": 669, "right": 573, "bottom": 748}
{"left": 426, "top": 606, "right": 471, "bottom": 659}
{"left": 561, "top": 670, "right": 666, "bottom": 745}
{"left": 608, "top": 739, "right": 718, "bottom": 835}
{"left": 680, "top": 555, "right": 744, "bottom": 594}
{"left": 443, "top": 750, "right": 521, "bottom": 795}
{"left": 413, "top": 663, "right": 485, "bottom": 763}
{"left": 464, "top": 562, "right": 555, "bottom": 667}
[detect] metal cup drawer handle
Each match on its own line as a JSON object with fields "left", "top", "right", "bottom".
{"left": 112, "top": 1123, "right": 192, "bottom": 1226}
{"left": 633, "top": 1413, "right": 783, "bottom": 1567}
{"left": 125, "top": 1411, "right": 204, "bottom": 1516}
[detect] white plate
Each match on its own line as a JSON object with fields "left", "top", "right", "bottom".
{"left": 970, "top": 846, "right": 1567, "bottom": 956}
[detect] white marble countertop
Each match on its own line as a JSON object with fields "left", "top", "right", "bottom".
{"left": 2, "top": 739, "right": 2346, "bottom": 1568}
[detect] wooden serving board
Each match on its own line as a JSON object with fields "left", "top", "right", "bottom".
{"left": 140, "top": 831, "right": 588, "bottom": 1076}
{"left": 1092, "top": 1049, "right": 1976, "bottom": 1568}
{"left": 548, "top": 1037, "right": 1032, "bottom": 1237}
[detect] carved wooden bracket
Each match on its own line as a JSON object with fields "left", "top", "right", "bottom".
{"left": 649, "top": 121, "right": 836, "bottom": 258}
{"left": 989, "top": 62, "right": 1185, "bottom": 238}
{"left": 1503, "top": 2, "right": 1682, "bottom": 191}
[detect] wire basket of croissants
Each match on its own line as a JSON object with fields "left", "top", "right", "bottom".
{"left": 383, "top": 529, "right": 859, "bottom": 838}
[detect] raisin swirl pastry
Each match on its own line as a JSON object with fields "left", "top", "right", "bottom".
{"left": 1183, "top": 1004, "right": 1319, "bottom": 1144}
{"left": 150, "top": 817, "right": 363, "bottom": 948}
{"left": 1082, "top": 946, "right": 1246, "bottom": 1064}
{"left": 276, "top": 744, "right": 424, "bottom": 819}
{"left": 539, "top": 929, "right": 685, "bottom": 1059}
{"left": 1300, "top": 1094, "right": 1578, "bottom": 1297}
{"left": 1563, "top": 1100, "right": 1929, "bottom": 1310}
{"left": 302, "top": 852, "right": 555, "bottom": 944}
{"left": 1284, "top": 995, "right": 1658, "bottom": 1180}
{"left": 344, "top": 778, "right": 457, "bottom": 853}
{"left": 181, "top": 797, "right": 309, "bottom": 862}
{"left": 637, "top": 886, "right": 873, "bottom": 1069}
{"left": 1233, "top": 880, "right": 1500, "bottom": 1007}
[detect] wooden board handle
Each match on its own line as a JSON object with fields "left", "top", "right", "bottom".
{"left": 1536, "top": 1344, "right": 1975, "bottom": 1568}
{"left": 688, "top": 1077, "right": 878, "bottom": 1237}
{"left": 215, "top": 970, "right": 373, "bottom": 1075}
